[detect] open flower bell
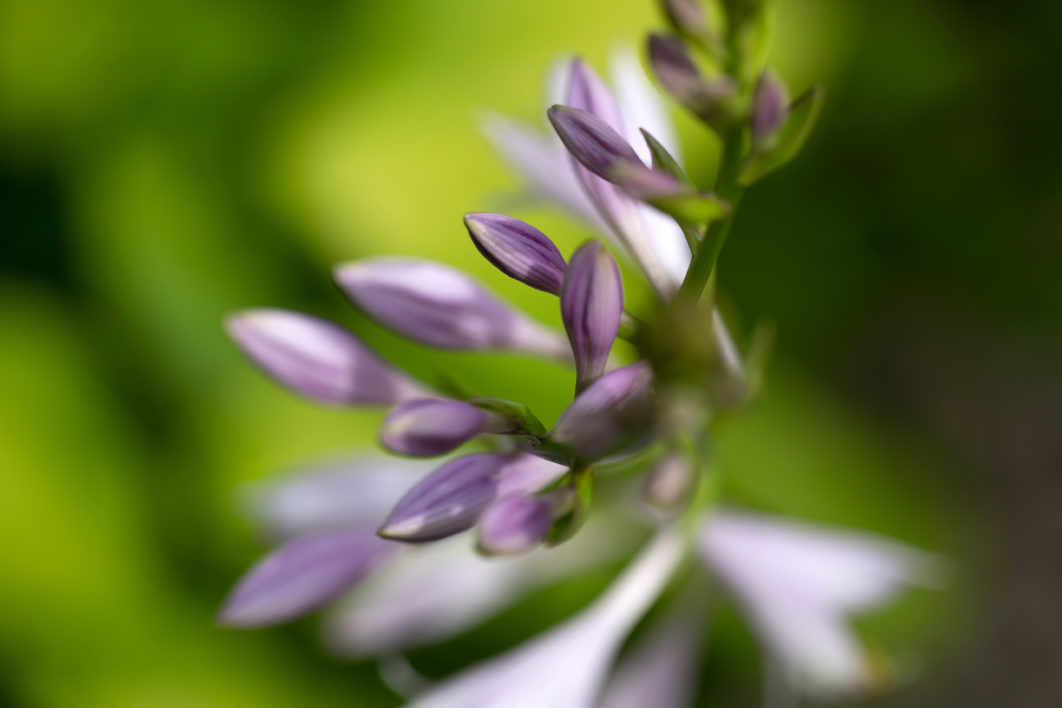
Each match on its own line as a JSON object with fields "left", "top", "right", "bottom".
{"left": 220, "top": 2, "right": 943, "bottom": 706}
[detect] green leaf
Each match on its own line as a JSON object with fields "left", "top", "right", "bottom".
{"left": 640, "top": 128, "right": 695, "bottom": 187}
{"left": 648, "top": 191, "right": 731, "bottom": 224}
{"left": 546, "top": 469, "right": 593, "bottom": 546}
{"left": 469, "top": 396, "right": 547, "bottom": 436}
{"left": 739, "top": 84, "right": 825, "bottom": 186}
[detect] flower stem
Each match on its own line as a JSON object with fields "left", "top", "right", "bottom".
{"left": 678, "top": 129, "right": 745, "bottom": 302}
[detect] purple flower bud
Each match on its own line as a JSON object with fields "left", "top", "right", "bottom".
{"left": 551, "top": 362, "right": 654, "bottom": 460}
{"left": 548, "top": 105, "right": 643, "bottom": 182}
{"left": 463, "top": 213, "right": 567, "bottom": 295}
{"left": 647, "top": 34, "right": 703, "bottom": 105}
{"left": 226, "top": 308, "right": 428, "bottom": 406}
{"left": 379, "top": 398, "right": 515, "bottom": 457}
{"left": 476, "top": 492, "right": 555, "bottom": 556}
{"left": 751, "top": 71, "right": 790, "bottom": 145}
{"left": 334, "top": 258, "right": 569, "bottom": 359}
{"left": 568, "top": 57, "right": 626, "bottom": 134}
{"left": 642, "top": 449, "right": 694, "bottom": 509}
{"left": 561, "top": 241, "right": 624, "bottom": 390}
{"left": 378, "top": 453, "right": 567, "bottom": 542}
{"left": 217, "top": 529, "right": 396, "bottom": 627}
{"left": 660, "top": 0, "right": 711, "bottom": 42}
{"left": 647, "top": 34, "right": 737, "bottom": 126}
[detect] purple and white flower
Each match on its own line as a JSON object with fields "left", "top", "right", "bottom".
{"left": 219, "top": 10, "right": 943, "bottom": 706}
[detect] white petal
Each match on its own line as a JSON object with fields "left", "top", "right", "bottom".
{"left": 479, "top": 111, "right": 605, "bottom": 229}
{"left": 610, "top": 47, "right": 682, "bottom": 165}
{"left": 409, "top": 529, "right": 685, "bottom": 708}
{"left": 240, "top": 456, "right": 437, "bottom": 539}
{"left": 322, "top": 513, "right": 642, "bottom": 658}
{"left": 636, "top": 203, "right": 691, "bottom": 287}
{"left": 598, "top": 593, "right": 707, "bottom": 708}
{"left": 700, "top": 509, "right": 944, "bottom": 696}
{"left": 609, "top": 49, "right": 693, "bottom": 292}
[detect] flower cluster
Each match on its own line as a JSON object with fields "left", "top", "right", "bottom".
{"left": 219, "top": 1, "right": 942, "bottom": 705}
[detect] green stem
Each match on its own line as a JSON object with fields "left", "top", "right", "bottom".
{"left": 678, "top": 130, "right": 745, "bottom": 302}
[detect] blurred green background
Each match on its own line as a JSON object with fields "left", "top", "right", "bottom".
{"left": 1, "top": 0, "right": 1059, "bottom": 706}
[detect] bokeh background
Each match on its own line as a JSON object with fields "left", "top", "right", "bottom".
{"left": 2, "top": 0, "right": 1059, "bottom": 705}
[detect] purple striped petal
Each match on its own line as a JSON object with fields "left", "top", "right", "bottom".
{"left": 551, "top": 362, "right": 654, "bottom": 460}
{"left": 380, "top": 398, "right": 513, "bottom": 457}
{"left": 548, "top": 105, "right": 643, "bottom": 182}
{"left": 476, "top": 493, "right": 555, "bottom": 556}
{"left": 561, "top": 241, "right": 624, "bottom": 390}
{"left": 334, "top": 258, "right": 569, "bottom": 359}
{"left": 378, "top": 453, "right": 567, "bottom": 542}
{"left": 464, "top": 213, "right": 568, "bottom": 294}
{"left": 217, "top": 529, "right": 396, "bottom": 627}
{"left": 226, "top": 308, "right": 427, "bottom": 405}
{"left": 751, "top": 72, "right": 790, "bottom": 145}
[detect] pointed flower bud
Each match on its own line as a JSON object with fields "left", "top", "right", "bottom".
{"left": 551, "top": 362, "right": 655, "bottom": 461}
{"left": 660, "top": 0, "right": 712, "bottom": 44}
{"left": 217, "top": 529, "right": 396, "bottom": 627}
{"left": 642, "top": 449, "right": 694, "bottom": 509}
{"left": 751, "top": 71, "right": 790, "bottom": 146}
{"left": 647, "top": 34, "right": 737, "bottom": 127}
{"left": 476, "top": 492, "right": 559, "bottom": 556}
{"left": 379, "top": 397, "right": 515, "bottom": 457}
{"left": 548, "top": 105, "right": 643, "bottom": 182}
{"left": 463, "top": 213, "right": 567, "bottom": 294}
{"left": 647, "top": 34, "right": 703, "bottom": 104}
{"left": 226, "top": 308, "right": 428, "bottom": 406}
{"left": 334, "top": 258, "right": 569, "bottom": 359}
{"left": 561, "top": 241, "right": 624, "bottom": 391}
{"left": 563, "top": 58, "right": 678, "bottom": 298}
{"left": 378, "top": 453, "right": 568, "bottom": 543}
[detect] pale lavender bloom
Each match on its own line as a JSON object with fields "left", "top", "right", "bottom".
{"left": 378, "top": 452, "right": 568, "bottom": 542}
{"left": 476, "top": 491, "right": 564, "bottom": 556}
{"left": 463, "top": 212, "right": 567, "bottom": 294}
{"left": 238, "top": 460, "right": 641, "bottom": 657}
{"left": 379, "top": 398, "right": 515, "bottom": 457}
{"left": 700, "top": 510, "right": 945, "bottom": 696}
{"left": 751, "top": 71, "right": 790, "bottom": 145}
{"left": 482, "top": 55, "right": 741, "bottom": 364}
{"left": 598, "top": 591, "right": 707, "bottom": 708}
{"left": 322, "top": 512, "right": 642, "bottom": 658}
{"left": 561, "top": 241, "right": 624, "bottom": 390}
{"left": 217, "top": 529, "right": 396, "bottom": 628}
{"left": 226, "top": 308, "right": 429, "bottom": 405}
{"left": 565, "top": 58, "right": 677, "bottom": 296}
{"left": 240, "top": 457, "right": 435, "bottom": 539}
{"left": 409, "top": 529, "right": 685, "bottom": 708}
{"left": 551, "top": 361, "right": 654, "bottom": 460}
{"left": 334, "top": 258, "right": 570, "bottom": 359}
{"left": 482, "top": 53, "right": 690, "bottom": 293}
